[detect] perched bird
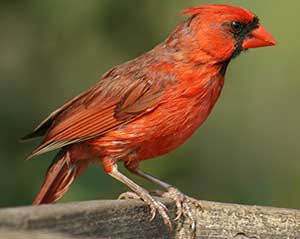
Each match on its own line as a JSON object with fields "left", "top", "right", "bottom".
{"left": 23, "top": 4, "right": 276, "bottom": 230}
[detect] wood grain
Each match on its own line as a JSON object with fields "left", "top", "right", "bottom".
{"left": 0, "top": 199, "right": 300, "bottom": 239}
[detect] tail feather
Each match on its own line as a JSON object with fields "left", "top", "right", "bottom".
{"left": 33, "top": 150, "right": 88, "bottom": 205}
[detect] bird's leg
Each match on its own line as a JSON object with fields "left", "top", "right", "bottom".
{"left": 125, "top": 161, "right": 202, "bottom": 233}
{"left": 102, "top": 159, "right": 172, "bottom": 230}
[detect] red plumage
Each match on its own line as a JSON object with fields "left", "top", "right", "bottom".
{"left": 24, "top": 4, "right": 275, "bottom": 227}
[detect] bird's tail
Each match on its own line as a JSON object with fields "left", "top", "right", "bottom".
{"left": 33, "top": 149, "right": 88, "bottom": 205}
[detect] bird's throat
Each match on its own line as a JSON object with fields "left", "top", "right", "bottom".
{"left": 219, "top": 60, "right": 231, "bottom": 77}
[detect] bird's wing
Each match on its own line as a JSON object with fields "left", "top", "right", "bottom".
{"left": 26, "top": 66, "right": 165, "bottom": 159}
{"left": 21, "top": 89, "right": 93, "bottom": 141}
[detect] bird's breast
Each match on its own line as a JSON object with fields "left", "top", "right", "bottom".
{"left": 92, "top": 72, "right": 224, "bottom": 162}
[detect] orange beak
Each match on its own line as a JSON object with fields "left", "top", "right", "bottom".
{"left": 242, "top": 24, "right": 276, "bottom": 49}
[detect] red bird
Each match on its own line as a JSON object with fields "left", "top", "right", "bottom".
{"left": 23, "top": 4, "right": 276, "bottom": 230}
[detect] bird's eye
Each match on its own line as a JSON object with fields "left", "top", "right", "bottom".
{"left": 231, "top": 21, "right": 244, "bottom": 34}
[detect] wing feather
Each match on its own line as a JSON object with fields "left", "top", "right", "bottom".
{"left": 27, "top": 67, "right": 165, "bottom": 159}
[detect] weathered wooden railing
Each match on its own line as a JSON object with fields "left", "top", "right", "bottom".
{"left": 0, "top": 199, "right": 300, "bottom": 239}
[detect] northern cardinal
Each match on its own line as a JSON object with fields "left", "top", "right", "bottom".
{"left": 23, "top": 4, "right": 275, "bottom": 230}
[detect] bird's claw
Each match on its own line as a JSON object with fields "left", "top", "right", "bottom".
{"left": 118, "top": 191, "right": 141, "bottom": 200}
{"left": 155, "top": 187, "right": 201, "bottom": 235}
{"left": 118, "top": 191, "right": 172, "bottom": 231}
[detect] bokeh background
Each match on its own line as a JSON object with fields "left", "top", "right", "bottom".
{"left": 1, "top": 0, "right": 299, "bottom": 209}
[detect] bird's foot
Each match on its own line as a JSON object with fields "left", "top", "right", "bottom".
{"left": 119, "top": 191, "right": 172, "bottom": 230}
{"left": 155, "top": 187, "right": 202, "bottom": 234}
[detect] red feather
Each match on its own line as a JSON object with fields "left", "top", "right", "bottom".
{"left": 24, "top": 4, "right": 275, "bottom": 206}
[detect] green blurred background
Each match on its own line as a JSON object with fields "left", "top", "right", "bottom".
{"left": 1, "top": 0, "right": 299, "bottom": 209}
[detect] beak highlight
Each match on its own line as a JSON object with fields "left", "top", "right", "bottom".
{"left": 242, "top": 25, "right": 276, "bottom": 49}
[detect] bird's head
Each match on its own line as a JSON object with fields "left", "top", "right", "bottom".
{"left": 181, "top": 4, "right": 276, "bottom": 63}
